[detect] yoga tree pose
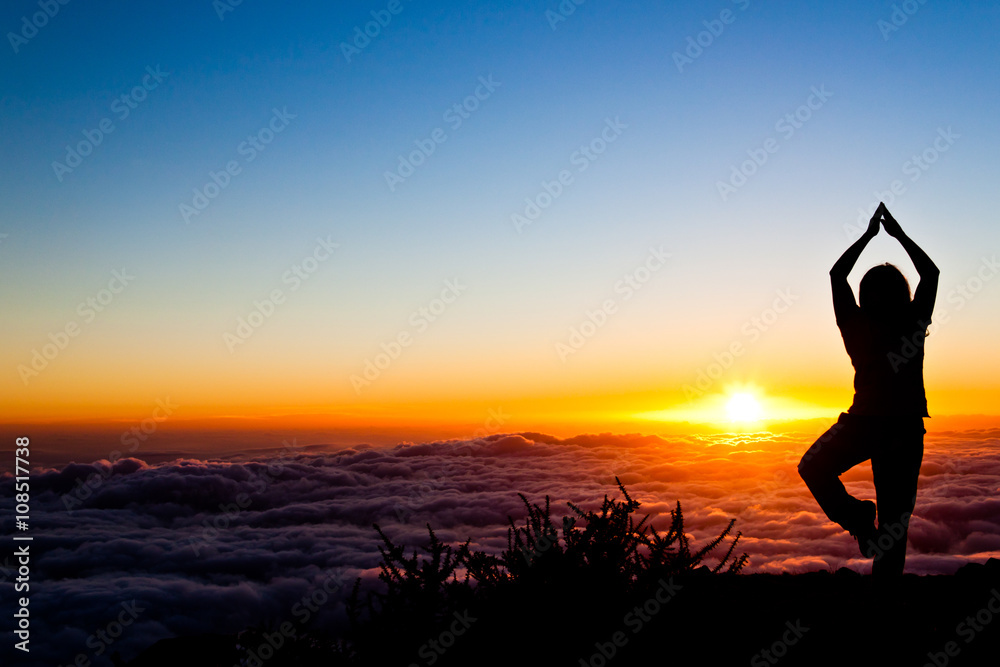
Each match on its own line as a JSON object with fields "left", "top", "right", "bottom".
{"left": 798, "top": 202, "right": 939, "bottom": 577}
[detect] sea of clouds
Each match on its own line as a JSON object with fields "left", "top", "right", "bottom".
{"left": 2, "top": 427, "right": 999, "bottom": 665}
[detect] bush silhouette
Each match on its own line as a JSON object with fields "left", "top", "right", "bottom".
{"left": 344, "top": 478, "right": 748, "bottom": 666}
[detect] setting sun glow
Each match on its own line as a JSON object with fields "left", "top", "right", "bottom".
{"left": 726, "top": 392, "right": 763, "bottom": 423}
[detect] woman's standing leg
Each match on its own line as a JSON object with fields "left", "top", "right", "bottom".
{"left": 870, "top": 419, "right": 925, "bottom": 577}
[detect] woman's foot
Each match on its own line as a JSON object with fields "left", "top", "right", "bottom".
{"left": 848, "top": 500, "right": 878, "bottom": 558}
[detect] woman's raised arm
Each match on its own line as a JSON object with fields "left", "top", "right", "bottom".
{"left": 880, "top": 206, "right": 940, "bottom": 278}
{"left": 830, "top": 204, "right": 881, "bottom": 323}
{"left": 881, "top": 205, "right": 939, "bottom": 319}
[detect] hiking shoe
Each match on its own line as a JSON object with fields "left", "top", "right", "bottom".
{"left": 848, "top": 500, "right": 878, "bottom": 558}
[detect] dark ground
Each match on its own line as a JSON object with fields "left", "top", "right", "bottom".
{"left": 124, "top": 559, "right": 1000, "bottom": 667}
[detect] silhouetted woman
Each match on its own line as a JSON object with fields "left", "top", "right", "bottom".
{"left": 798, "top": 202, "right": 939, "bottom": 577}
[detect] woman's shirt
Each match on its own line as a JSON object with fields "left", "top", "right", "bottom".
{"left": 837, "top": 308, "right": 930, "bottom": 417}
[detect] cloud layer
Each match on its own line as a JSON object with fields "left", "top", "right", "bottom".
{"left": 2, "top": 427, "right": 998, "bottom": 664}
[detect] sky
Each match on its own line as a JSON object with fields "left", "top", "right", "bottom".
{"left": 2, "top": 0, "right": 1000, "bottom": 432}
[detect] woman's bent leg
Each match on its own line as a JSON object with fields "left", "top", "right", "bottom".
{"left": 797, "top": 414, "right": 879, "bottom": 531}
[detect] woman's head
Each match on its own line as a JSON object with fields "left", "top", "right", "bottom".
{"left": 859, "top": 263, "right": 911, "bottom": 319}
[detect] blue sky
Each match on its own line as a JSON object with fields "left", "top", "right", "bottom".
{"left": 2, "top": 0, "right": 999, "bottom": 422}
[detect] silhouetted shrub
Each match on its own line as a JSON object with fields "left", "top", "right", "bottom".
{"left": 345, "top": 478, "right": 747, "bottom": 666}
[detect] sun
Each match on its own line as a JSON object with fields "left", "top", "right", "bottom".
{"left": 726, "top": 392, "right": 763, "bottom": 423}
